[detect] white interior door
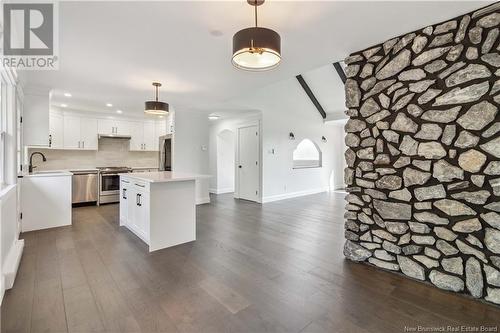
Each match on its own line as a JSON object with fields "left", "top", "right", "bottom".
{"left": 238, "top": 125, "right": 259, "bottom": 202}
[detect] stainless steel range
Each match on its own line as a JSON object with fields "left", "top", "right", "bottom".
{"left": 97, "top": 167, "right": 132, "bottom": 204}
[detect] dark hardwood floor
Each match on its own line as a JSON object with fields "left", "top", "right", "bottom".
{"left": 2, "top": 192, "right": 499, "bottom": 333}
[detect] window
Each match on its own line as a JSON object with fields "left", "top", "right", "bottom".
{"left": 0, "top": 77, "right": 6, "bottom": 185}
{"left": 293, "top": 139, "right": 322, "bottom": 169}
{"left": 16, "top": 95, "right": 22, "bottom": 174}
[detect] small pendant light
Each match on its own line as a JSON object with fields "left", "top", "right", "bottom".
{"left": 232, "top": 0, "right": 281, "bottom": 71}
{"left": 144, "top": 82, "right": 169, "bottom": 115}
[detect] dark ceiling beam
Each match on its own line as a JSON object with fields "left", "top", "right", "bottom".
{"left": 333, "top": 62, "right": 346, "bottom": 84}
{"left": 295, "top": 75, "right": 326, "bottom": 119}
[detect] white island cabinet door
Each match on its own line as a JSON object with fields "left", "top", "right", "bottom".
{"left": 119, "top": 179, "right": 130, "bottom": 226}
{"left": 80, "top": 117, "right": 98, "bottom": 150}
{"left": 135, "top": 188, "right": 149, "bottom": 240}
{"left": 63, "top": 115, "right": 81, "bottom": 149}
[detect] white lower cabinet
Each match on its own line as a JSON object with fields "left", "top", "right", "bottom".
{"left": 120, "top": 179, "right": 149, "bottom": 242}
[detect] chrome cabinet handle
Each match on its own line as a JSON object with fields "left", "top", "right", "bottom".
{"left": 122, "top": 188, "right": 127, "bottom": 199}
{"left": 78, "top": 141, "right": 81, "bottom": 148}
{"left": 82, "top": 141, "right": 85, "bottom": 149}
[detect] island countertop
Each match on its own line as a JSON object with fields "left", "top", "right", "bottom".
{"left": 120, "top": 171, "right": 210, "bottom": 183}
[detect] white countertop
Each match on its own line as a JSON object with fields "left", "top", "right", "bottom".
{"left": 23, "top": 170, "right": 73, "bottom": 178}
{"left": 131, "top": 166, "right": 158, "bottom": 170}
{"left": 121, "top": 171, "right": 210, "bottom": 183}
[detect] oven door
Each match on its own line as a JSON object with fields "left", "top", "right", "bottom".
{"left": 100, "top": 173, "right": 120, "bottom": 195}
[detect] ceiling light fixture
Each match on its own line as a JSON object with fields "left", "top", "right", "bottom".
{"left": 144, "top": 82, "right": 169, "bottom": 115}
{"left": 106, "top": 103, "right": 113, "bottom": 107}
{"left": 61, "top": 103, "right": 68, "bottom": 108}
{"left": 208, "top": 115, "right": 220, "bottom": 120}
{"left": 116, "top": 110, "right": 123, "bottom": 114}
{"left": 64, "top": 93, "right": 72, "bottom": 97}
{"left": 232, "top": 0, "right": 281, "bottom": 71}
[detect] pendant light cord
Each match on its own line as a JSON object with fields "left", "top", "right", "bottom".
{"left": 254, "top": 0, "right": 258, "bottom": 27}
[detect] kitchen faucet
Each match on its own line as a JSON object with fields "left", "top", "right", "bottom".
{"left": 29, "top": 152, "right": 47, "bottom": 173}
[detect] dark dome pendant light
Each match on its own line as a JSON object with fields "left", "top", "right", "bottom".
{"left": 232, "top": 0, "right": 281, "bottom": 71}
{"left": 144, "top": 82, "right": 169, "bottom": 115}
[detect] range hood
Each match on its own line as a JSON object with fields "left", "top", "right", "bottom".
{"left": 98, "top": 134, "right": 131, "bottom": 140}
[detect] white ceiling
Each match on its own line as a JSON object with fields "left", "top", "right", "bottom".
{"left": 20, "top": 1, "right": 491, "bottom": 117}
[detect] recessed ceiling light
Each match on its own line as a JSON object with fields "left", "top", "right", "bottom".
{"left": 116, "top": 110, "right": 123, "bottom": 114}
{"left": 64, "top": 93, "right": 72, "bottom": 97}
{"left": 61, "top": 104, "right": 68, "bottom": 108}
{"left": 158, "top": 115, "right": 164, "bottom": 118}
{"left": 106, "top": 103, "right": 113, "bottom": 107}
{"left": 208, "top": 115, "right": 220, "bottom": 120}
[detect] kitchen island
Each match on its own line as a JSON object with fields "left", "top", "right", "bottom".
{"left": 119, "top": 172, "right": 210, "bottom": 252}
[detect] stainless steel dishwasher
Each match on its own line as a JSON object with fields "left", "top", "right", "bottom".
{"left": 71, "top": 170, "right": 98, "bottom": 204}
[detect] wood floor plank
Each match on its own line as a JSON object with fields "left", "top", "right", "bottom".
{"left": 62, "top": 284, "right": 105, "bottom": 333}
{"left": 198, "top": 277, "right": 251, "bottom": 314}
{"left": 30, "top": 278, "right": 68, "bottom": 333}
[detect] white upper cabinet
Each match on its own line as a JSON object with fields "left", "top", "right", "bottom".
{"left": 130, "top": 121, "right": 157, "bottom": 151}
{"left": 129, "top": 121, "right": 144, "bottom": 151}
{"left": 143, "top": 121, "right": 156, "bottom": 151}
{"left": 80, "top": 117, "right": 98, "bottom": 150}
{"left": 27, "top": 106, "right": 172, "bottom": 152}
{"left": 166, "top": 113, "right": 174, "bottom": 134}
{"left": 63, "top": 114, "right": 98, "bottom": 150}
{"left": 49, "top": 111, "right": 64, "bottom": 149}
{"left": 24, "top": 91, "right": 50, "bottom": 146}
{"left": 63, "top": 115, "right": 81, "bottom": 149}
{"left": 98, "top": 119, "right": 131, "bottom": 136}
{"left": 154, "top": 119, "right": 168, "bottom": 151}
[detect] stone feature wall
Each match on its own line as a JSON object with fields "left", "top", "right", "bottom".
{"left": 343, "top": 3, "right": 500, "bottom": 305}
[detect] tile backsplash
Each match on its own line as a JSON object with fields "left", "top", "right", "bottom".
{"left": 27, "top": 138, "right": 158, "bottom": 170}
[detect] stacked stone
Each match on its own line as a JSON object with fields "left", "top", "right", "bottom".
{"left": 343, "top": 3, "right": 500, "bottom": 305}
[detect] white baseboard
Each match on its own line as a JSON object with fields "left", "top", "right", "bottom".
{"left": 209, "top": 188, "right": 235, "bottom": 195}
{"left": 262, "top": 187, "right": 329, "bottom": 203}
{"left": 1, "top": 239, "right": 24, "bottom": 304}
{"left": 196, "top": 196, "right": 211, "bottom": 205}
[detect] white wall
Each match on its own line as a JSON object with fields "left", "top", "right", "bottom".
{"left": 228, "top": 77, "right": 347, "bottom": 202}
{"left": 173, "top": 110, "right": 210, "bottom": 203}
